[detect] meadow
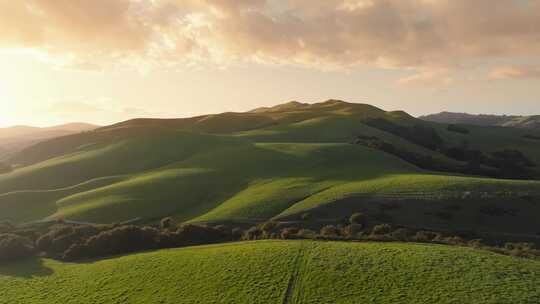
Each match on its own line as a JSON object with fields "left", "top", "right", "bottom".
{"left": 1, "top": 240, "right": 539, "bottom": 304}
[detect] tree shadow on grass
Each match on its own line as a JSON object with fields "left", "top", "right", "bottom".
{"left": 0, "top": 258, "right": 54, "bottom": 278}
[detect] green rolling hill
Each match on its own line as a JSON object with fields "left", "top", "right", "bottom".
{"left": 421, "top": 112, "right": 540, "bottom": 129}
{"left": 1, "top": 100, "right": 540, "bottom": 236}
{"left": 1, "top": 240, "right": 539, "bottom": 304}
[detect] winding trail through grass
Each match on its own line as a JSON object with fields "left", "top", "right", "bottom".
{"left": 282, "top": 242, "right": 310, "bottom": 304}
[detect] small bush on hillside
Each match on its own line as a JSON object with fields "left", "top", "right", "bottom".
{"left": 176, "top": 224, "right": 229, "bottom": 245}
{"left": 213, "top": 225, "right": 233, "bottom": 240}
{"left": 390, "top": 228, "right": 411, "bottom": 241}
{"left": 81, "top": 226, "right": 160, "bottom": 259}
{"left": 349, "top": 213, "right": 367, "bottom": 225}
{"left": 504, "top": 242, "right": 535, "bottom": 251}
{"left": 502, "top": 243, "right": 540, "bottom": 258}
{"left": 280, "top": 227, "right": 300, "bottom": 239}
{"left": 371, "top": 224, "right": 392, "bottom": 235}
{"left": 0, "top": 221, "right": 13, "bottom": 233}
{"left": 297, "top": 229, "right": 317, "bottom": 239}
{"left": 231, "top": 227, "right": 244, "bottom": 240}
{"left": 160, "top": 217, "right": 175, "bottom": 230}
{"left": 36, "top": 225, "right": 103, "bottom": 256}
{"left": 468, "top": 239, "right": 484, "bottom": 248}
{"left": 0, "top": 234, "right": 35, "bottom": 262}
{"left": 412, "top": 231, "right": 440, "bottom": 242}
{"left": 261, "top": 221, "right": 277, "bottom": 234}
{"left": 243, "top": 227, "right": 264, "bottom": 240}
{"left": 320, "top": 225, "right": 340, "bottom": 238}
{"left": 342, "top": 224, "right": 363, "bottom": 238}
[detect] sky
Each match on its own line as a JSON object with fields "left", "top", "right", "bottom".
{"left": 1, "top": 0, "right": 540, "bottom": 127}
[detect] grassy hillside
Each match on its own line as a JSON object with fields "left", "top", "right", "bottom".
{"left": 1, "top": 100, "right": 540, "bottom": 235}
{"left": 1, "top": 240, "right": 539, "bottom": 304}
{"left": 421, "top": 112, "right": 540, "bottom": 129}
{"left": 0, "top": 123, "right": 99, "bottom": 161}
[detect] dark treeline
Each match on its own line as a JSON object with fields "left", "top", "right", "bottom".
{"left": 358, "top": 118, "right": 537, "bottom": 180}
{"left": 1, "top": 214, "right": 539, "bottom": 264}
{"left": 524, "top": 134, "right": 540, "bottom": 141}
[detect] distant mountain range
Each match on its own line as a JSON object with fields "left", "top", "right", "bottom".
{"left": 0, "top": 123, "right": 99, "bottom": 161}
{"left": 420, "top": 112, "right": 540, "bottom": 129}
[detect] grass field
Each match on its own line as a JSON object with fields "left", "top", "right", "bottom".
{"left": 1, "top": 100, "right": 540, "bottom": 233}
{"left": 1, "top": 240, "right": 539, "bottom": 304}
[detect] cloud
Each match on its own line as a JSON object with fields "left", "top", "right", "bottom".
{"left": 2, "top": 0, "right": 540, "bottom": 73}
{"left": 397, "top": 69, "right": 453, "bottom": 87}
{"left": 489, "top": 66, "right": 540, "bottom": 80}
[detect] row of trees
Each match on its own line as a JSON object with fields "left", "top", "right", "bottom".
{"left": 355, "top": 134, "right": 537, "bottom": 179}
{"left": 359, "top": 117, "right": 538, "bottom": 179}
{"left": 1, "top": 213, "right": 539, "bottom": 264}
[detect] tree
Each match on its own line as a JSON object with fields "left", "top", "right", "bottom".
{"left": 160, "top": 217, "right": 174, "bottom": 230}
{"left": 0, "top": 234, "right": 35, "bottom": 262}
{"left": 371, "top": 224, "right": 392, "bottom": 235}
{"left": 244, "top": 226, "right": 264, "bottom": 240}
{"left": 343, "top": 224, "right": 363, "bottom": 238}
{"left": 349, "top": 213, "right": 367, "bottom": 225}
{"left": 320, "top": 225, "right": 340, "bottom": 238}
{"left": 280, "top": 227, "right": 300, "bottom": 239}
{"left": 390, "top": 228, "right": 410, "bottom": 241}
{"left": 261, "top": 221, "right": 277, "bottom": 234}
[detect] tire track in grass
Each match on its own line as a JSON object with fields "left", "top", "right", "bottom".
{"left": 282, "top": 242, "right": 309, "bottom": 304}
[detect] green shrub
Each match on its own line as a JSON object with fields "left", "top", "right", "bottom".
{"left": 0, "top": 234, "right": 35, "bottom": 262}
{"left": 371, "top": 224, "right": 392, "bottom": 235}
{"left": 37, "top": 225, "right": 102, "bottom": 256}
{"left": 349, "top": 213, "right": 367, "bottom": 225}
{"left": 320, "top": 225, "right": 340, "bottom": 238}
{"left": 231, "top": 227, "right": 244, "bottom": 240}
{"left": 412, "top": 230, "right": 439, "bottom": 242}
{"left": 390, "top": 228, "right": 411, "bottom": 241}
{"left": 443, "top": 236, "right": 465, "bottom": 246}
{"left": 82, "top": 226, "right": 160, "bottom": 258}
{"left": 0, "top": 221, "right": 13, "bottom": 233}
{"left": 160, "top": 217, "right": 174, "bottom": 230}
{"left": 175, "top": 224, "right": 229, "bottom": 245}
{"left": 261, "top": 221, "right": 277, "bottom": 233}
{"left": 243, "top": 227, "right": 263, "bottom": 240}
{"left": 213, "top": 225, "right": 233, "bottom": 240}
{"left": 342, "top": 224, "right": 363, "bottom": 238}
{"left": 280, "top": 227, "right": 300, "bottom": 239}
{"left": 468, "top": 239, "right": 484, "bottom": 248}
{"left": 297, "top": 229, "right": 317, "bottom": 239}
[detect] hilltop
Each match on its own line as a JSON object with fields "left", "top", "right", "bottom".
{"left": 0, "top": 100, "right": 539, "bottom": 239}
{"left": 0, "top": 123, "right": 99, "bottom": 161}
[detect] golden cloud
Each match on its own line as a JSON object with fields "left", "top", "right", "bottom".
{"left": 1, "top": 0, "right": 540, "bottom": 72}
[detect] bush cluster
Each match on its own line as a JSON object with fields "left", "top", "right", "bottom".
{"left": 0, "top": 221, "right": 236, "bottom": 263}
{"left": 0, "top": 234, "right": 35, "bottom": 262}
{"left": 360, "top": 136, "right": 537, "bottom": 179}
{"left": 2, "top": 213, "right": 539, "bottom": 264}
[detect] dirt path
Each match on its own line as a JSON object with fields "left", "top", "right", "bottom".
{"left": 282, "top": 243, "right": 309, "bottom": 304}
